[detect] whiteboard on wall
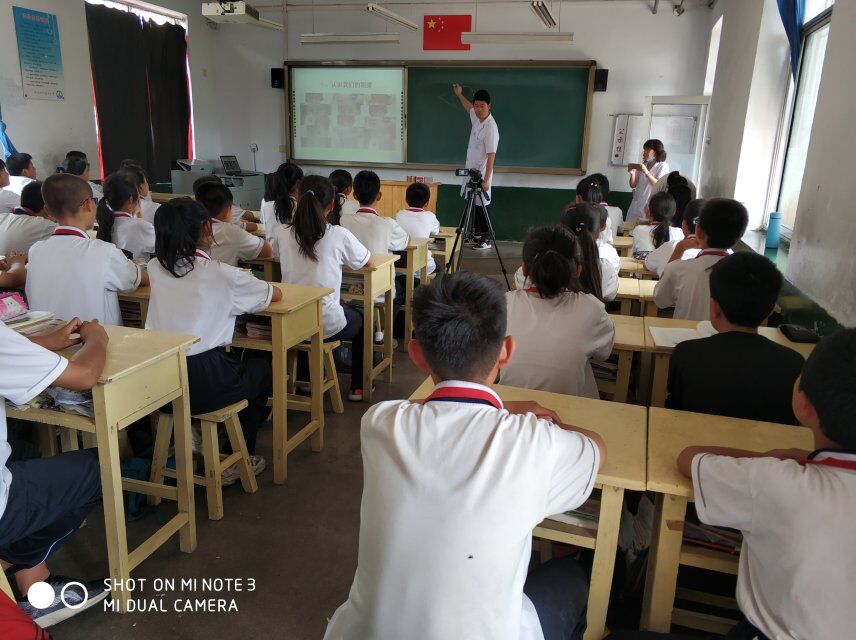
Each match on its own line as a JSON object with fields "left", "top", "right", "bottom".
{"left": 610, "top": 114, "right": 698, "bottom": 167}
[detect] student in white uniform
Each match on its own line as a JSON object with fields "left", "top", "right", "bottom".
{"left": 324, "top": 271, "right": 605, "bottom": 640}
{"left": 593, "top": 205, "right": 621, "bottom": 299}
{"left": 0, "top": 180, "right": 56, "bottom": 256}
{"left": 626, "top": 139, "right": 669, "bottom": 223}
{"left": 146, "top": 198, "right": 279, "bottom": 481}
{"left": 395, "top": 182, "right": 441, "bottom": 274}
{"left": 118, "top": 162, "right": 160, "bottom": 224}
{"left": 26, "top": 174, "right": 146, "bottom": 326}
{"left": 192, "top": 175, "right": 259, "bottom": 233}
{"left": 95, "top": 172, "right": 155, "bottom": 261}
{"left": 503, "top": 225, "right": 615, "bottom": 398}
{"left": 341, "top": 170, "right": 409, "bottom": 256}
{"left": 630, "top": 192, "right": 684, "bottom": 259}
{"left": 260, "top": 162, "right": 302, "bottom": 253}
{"left": 0, "top": 317, "right": 111, "bottom": 627}
{"left": 653, "top": 198, "right": 748, "bottom": 320}
{"left": 645, "top": 198, "right": 705, "bottom": 277}
{"left": 329, "top": 169, "right": 358, "bottom": 225}
{"left": 588, "top": 173, "right": 624, "bottom": 241}
{"left": 5, "top": 152, "right": 37, "bottom": 196}
{"left": 195, "top": 181, "right": 272, "bottom": 267}
{"left": 0, "top": 158, "right": 22, "bottom": 213}
{"left": 273, "top": 176, "right": 374, "bottom": 401}
{"left": 672, "top": 329, "right": 856, "bottom": 640}
{"left": 57, "top": 154, "right": 102, "bottom": 201}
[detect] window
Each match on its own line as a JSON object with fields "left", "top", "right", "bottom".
{"left": 775, "top": 6, "right": 833, "bottom": 233}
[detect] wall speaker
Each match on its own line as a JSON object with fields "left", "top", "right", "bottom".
{"left": 594, "top": 69, "right": 608, "bottom": 92}
{"left": 271, "top": 68, "right": 285, "bottom": 89}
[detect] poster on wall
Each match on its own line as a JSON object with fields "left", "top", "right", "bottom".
{"left": 12, "top": 6, "right": 66, "bottom": 101}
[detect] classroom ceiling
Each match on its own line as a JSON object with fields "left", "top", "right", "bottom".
{"left": 254, "top": 0, "right": 710, "bottom": 8}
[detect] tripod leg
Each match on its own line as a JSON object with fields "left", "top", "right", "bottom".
{"left": 447, "top": 189, "right": 476, "bottom": 275}
{"left": 475, "top": 192, "right": 511, "bottom": 291}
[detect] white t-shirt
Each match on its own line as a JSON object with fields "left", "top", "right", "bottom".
{"left": 627, "top": 161, "right": 669, "bottom": 222}
{"left": 653, "top": 250, "right": 728, "bottom": 320}
{"left": 324, "top": 380, "right": 600, "bottom": 640}
{"left": 339, "top": 198, "right": 360, "bottom": 219}
{"left": 395, "top": 208, "right": 440, "bottom": 274}
{"left": 27, "top": 226, "right": 142, "bottom": 325}
{"left": 502, "top": 290, "right": 615, "bottom": 398}
{"left": 462, "top": 109, "right": 500, "bottom": 203}
{"left": 5, "top": 176, "right": 34, "bottom": 197}
{"left": 692, "top": 451, "right": 856, "bottom": 640}
{"left": 139, "top": 197, "right": 161, "bottom": 225}
{"left": 341, "top": 208, "right": 409, "bottom": 256}
{"left": 88, "top": 181, "right": 104, "bottom": 201}
{"left": 0, "top": 188, "right": 20, "bottom": 214}
{"left": 145, "top": 250, "right": 273, "bottom": 356}
{"left": 513, "top": 246, "right": 619, "bottom": 303}
{"left": 0, "top": 212, "right": 56, "bottom": 255}
{"left": 260, "top": 196, "right": 297, "bottom": 254}
{"left": 274, "top": 224, "right": 370, "bottom": 337}
{"left": 209, "top": 218, "right": 264, "bottom": 267}
{"left": 631, "top": 224, "right": 684, "bottom": 256}
{"left": 644, "top": 242, "right": 701, "bottom": 278}
{"left": 604, "top": 205, "right": 624, "bottom": 242}
{"left": 111, "top": 213, "right": 156, "bottom": 261}
{"left": 0, "top": 320, "right": 68, "bottom": 520}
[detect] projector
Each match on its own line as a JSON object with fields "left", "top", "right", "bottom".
{"left": 202, "top": 1, "right": 260, "bottom": 25}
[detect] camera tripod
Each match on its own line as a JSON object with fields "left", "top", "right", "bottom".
{"left": 446, "top": 181, "right": 511, "bottom": 291}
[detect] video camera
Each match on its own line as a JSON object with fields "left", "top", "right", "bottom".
{"left": 455, "top": 168, "right": 483, "bottom": 188}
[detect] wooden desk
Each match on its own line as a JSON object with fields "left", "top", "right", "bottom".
{"left": 644, "top": 318, "right": 816, "bottom": 408}
{"left": 602, "top": 315, "right": 647, "bottom": 404}
{"left": 611, "top": 236, "right": 633, "bottom": 257}
{"left": 616, "top": 278, "right": 641, "bottom": 315}
{"left": 341, "top": 254, "right": 398, "bottom": 401}
{"left": 7, "top": 325, "right": 198, "bottom": 611}
{"left": 638, "top": 279, "right": 659, "bottom": 317}
{"left": 150, "top": 192, "right": 193, "bottom": 204}
{"left": 395, "top": 239, "right": 429, "bottom": 350}
{"left": 341, "top": 180, "right": 440, "bottom": 218}
{"left": 429, "top": 226, "right": 459, "bottom": 273}
{"left": 641, "top": 408, "right": 813, "bottom": 632}
{"left": 409, "top": 380, "right": 647, "bottom": 640}
{"left": 619, "top": 257, "right": 655, "bottom": 280}
{"left": 241, "top": 255, "right": 281, "bottom": 282}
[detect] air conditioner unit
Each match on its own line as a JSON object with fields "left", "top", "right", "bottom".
{"left": 202, "top": 1, "right": 282, "bottom": 30}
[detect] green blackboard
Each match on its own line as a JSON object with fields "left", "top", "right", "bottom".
{"left": 406, "top": 65, "right": 593, "bottom": 172}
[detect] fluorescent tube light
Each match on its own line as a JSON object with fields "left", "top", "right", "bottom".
{"left": 461, "top": 31, "right": 573, "bottom": 44}
{"left": 366, "top": 3, "right": 418, "bottom": 31}
{"left": 300, "top": 32, "right": 401, "bottom": 44}
{"left": 530, "top": 1, "right": 557, "bottom": 28}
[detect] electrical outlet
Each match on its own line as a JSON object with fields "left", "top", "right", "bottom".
{"left": 249, "top": 143, "right": 259, "bottom": 152}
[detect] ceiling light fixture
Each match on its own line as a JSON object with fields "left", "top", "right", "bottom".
{"left": 366, "top": 3, "right": 418, "bottom": 31}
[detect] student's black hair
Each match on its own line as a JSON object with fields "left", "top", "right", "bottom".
{"left": 195, "top": 181, "right": 233, "bottom": 218}
{"left": 698, "top": 198, "right": 749, "bottom": 249}
{"left": 0, "top": 159, "right": 6, "bottom": 172}
{"left": 192, "top": 174, "right": 222, "bottom": 195}
{"left": 265, "top": 162, "right": 303, "bottom": 225}
{"left": 588, "top": 173, "right": 610, "bottom": 199}
{"left": 668, "top": 183, "right": 692, "bottom": 229}
{"left": 595, "top": 203, "right": 609, "bottom": 233}
{"left": 118, "top": 166, "right": 147, "bottom": 193}
{"left": 353, "top": 170, "right": 381, "bottom": 206}
{"left": 154, "top": 198, "right": 210, "bottom": 278}
{"left": 709, "top": 253, "right": 782, "bottom": 328}
{"left": 96, "top": 172, "right": 140, "bottom": 243}
{"left": 412, "top": 271, "right": 506, "bottom": 381}
{"left": 120, "top": 158, "right": 144, "bottom": 169}
{"left": 406, "top": 182, "right": 431, "bottom": 209}
{"left": 799, "top": 328, "right": 856, "bottom": 449}
{"left": 57, "top": 156, "right": 89, "bottom": 176}
{"left": 289, "top": 175, "right": 335, "bottom": 262}
{"left": 643, "top": 139, "right": 667, "bottom": 162}
{"left": 683, "top": 198, "right": 705, "bottom": 234}
{"left": 66, "top": 150, "right": 87, "bottom": 160}
{"left": 666, "top": 171, "right": 688, "bottom": 188}
{"left": 559, "top": 203, "right": 604, "bottom": 301}
{"left": 648, "top": 192, "right": 676, "bottom": 248}
{"left": 41, "top": 173, "right": 92, "bottom": 219}
{"left": 523, "top": 225, "right": 585, "bottom": 299}
{"left": 575, "top": 178, "right": 602, "bottom": 205}
{"left": 328, "top": 169, "right": 353, "bottom": 225}
{"left": 20, "top": 180, "right": 44, "bottom": 212}
{"left": 6, "top": 153, "right": 33, "bottom": 176}
{"left": 473, "top": 89, "right": 491, "bottom": 105}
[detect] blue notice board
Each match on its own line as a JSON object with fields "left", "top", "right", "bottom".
{"left": 13, "top": 6, "right": 65, "bottom": 101}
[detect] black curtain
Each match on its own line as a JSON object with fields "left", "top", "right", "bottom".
{"left": 143, "top": 20, "right": 190, "bottom": 184}
{"left": 85, "top": 3, "right": 150, "bottom": 175}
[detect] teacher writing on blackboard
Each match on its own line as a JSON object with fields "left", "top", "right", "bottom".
{"left": 626, "top": 138, "right": 669, "bottom": 223}
{"left": 453, "top": 83, "right": 499, "bottom": 250}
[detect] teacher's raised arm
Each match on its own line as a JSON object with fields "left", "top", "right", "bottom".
{"left": 452, "top": 83, "right": 473, "bottom": 113}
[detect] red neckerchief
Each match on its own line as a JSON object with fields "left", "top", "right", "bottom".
{"left": 12, "top": 206, "right": 36, "bottom": 216}
{"left": 695, "top": 249, "right": 729, "bottom": 258}
{"left": 52, "top": 226, "right": 88, "bottom": 239}
{"left": 195, "top": 249, "right": 211, "bottom": 260}
{"left": 422, "top": 381, "right": 503, "bottom": 410}
{"left": 113, "top": 211, "right": 133, "bottom": 219}
{"left": 356, "top": 207, "right": 379, "bottom": 216}
{"left": 800, "top": 450, "right": 856, "bottom": 472}
{"left": 406, "top": 207, "right": 424, "bottom": 212}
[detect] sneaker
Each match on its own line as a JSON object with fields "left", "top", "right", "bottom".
{"left": 348, "top": 386, "right": 375, "bottom": 402}
{"left": 18, "top": 576, "right": 109, "bottom": 628}
{"left": 221, "top": 454, "right": 266, "bottom": 486}
{"left": 473, "top": 240, "right": 492, "bottom": 250}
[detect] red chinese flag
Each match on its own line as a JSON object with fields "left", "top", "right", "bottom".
{"left": 423, "top": 14, "right": 472, "bottom": 51}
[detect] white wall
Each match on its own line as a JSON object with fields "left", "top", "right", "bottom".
{"left": 787, "top": 0, "right": 856, "bottom": 326}
{"left": 0, "top": 0, "right": 99, "bottom": 179}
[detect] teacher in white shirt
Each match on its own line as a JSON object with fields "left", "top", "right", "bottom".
{"left": 626, "top": 138, "right": 669, "bottom": 223}
{"left": 452, "top": 84, "right": 499, "bottom": 250}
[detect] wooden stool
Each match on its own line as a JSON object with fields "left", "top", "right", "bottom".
{"left": 149, "top": 400, "right": 257, "bottom": 521}
{"left": 0, "top": 567, "right": 14, "bottom": 599}
{"left": 287, "top": 341, "right": 344, "bottom": 414}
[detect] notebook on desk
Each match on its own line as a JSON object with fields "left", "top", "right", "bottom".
{"left": 649, "top": 321, "right": 717, "bottom": 348}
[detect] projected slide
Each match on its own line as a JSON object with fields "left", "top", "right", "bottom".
{"left": 291, "top": 67, "right": 405, "bottom": 164}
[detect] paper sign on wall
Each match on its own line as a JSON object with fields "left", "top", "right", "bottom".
{"left": 13, "top": 6, "right": 66, "bottom": 101}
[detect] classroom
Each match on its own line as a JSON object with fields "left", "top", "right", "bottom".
{"left": 0, "top": 0, "right": 853, "bottom": 638}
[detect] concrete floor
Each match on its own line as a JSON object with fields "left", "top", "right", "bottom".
{"left": 50, "top": 243, "right": 524, "bottom": 639}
